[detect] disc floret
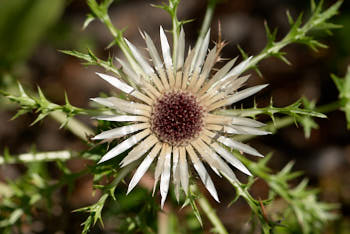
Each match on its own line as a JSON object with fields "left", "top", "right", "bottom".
{"left": 151, "top": 91, "right": 204, "bottom": 146}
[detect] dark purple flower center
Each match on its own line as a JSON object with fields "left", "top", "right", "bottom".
{"left": 151, "top": 91, "right": 204, "bottom": 146}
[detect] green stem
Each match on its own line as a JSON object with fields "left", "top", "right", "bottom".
{"left": 197, "top": 196, "right": 228, "bottom": 234}
{"left": 194, "top": 185, "right": 228, "bottom": 234}
{"left": 0, "top": 150, "right": 74, "bottom": 165}
{"left": 233, "top": 100, "right": 343, "bottom": 142}
{"left": 195, "top": 0, "right": 217, "bottom": 48}
{"left": 50, "top": 111, "right": 94, "bottom": 141}
{"left": 243, "top": 0, "right": 342, "bottom": 73}
{"left": 101, "top": 15, "right": 143, "bottom": 76}
{"left": 223, "top": 175, "right": 272, "bottom": 233}
{"left": 172, "top": 11, "right": 179, "bottom": 69}
{"left": 109, "top": 161, "right": 138, "bottom": 188}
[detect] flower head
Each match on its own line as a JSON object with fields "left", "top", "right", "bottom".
{"left": 92, "top": 26, "right": 269, "bottom": 208}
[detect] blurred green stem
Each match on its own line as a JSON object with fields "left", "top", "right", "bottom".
{"left": 192, "top": 184, "right": 228, "bottom": 234}
{"left": 195, "top": 0, "right": 217, "bottom": 47}
{"left": 0, "top": 150, "right": 73, "bottom": 165}
{"left": 197, "top": 192, "right": 228, "bottom": 234}
{"left": 50, "top": 111, "right": 93, "bottom": 141}
{"left": 98, "top": 10, "right": 143, "bottom": 76}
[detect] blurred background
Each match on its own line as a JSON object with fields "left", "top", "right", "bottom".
{"left": 1, "top": 0, "right": 350, "bottom": 233}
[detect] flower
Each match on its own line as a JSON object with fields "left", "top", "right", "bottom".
{"left": 91, "top": 26, "right": 269, "bottom": 208}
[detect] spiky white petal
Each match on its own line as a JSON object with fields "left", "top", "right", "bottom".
{"left": 193, "top": 138, "right": 237, "bottom": 182}
{"left": 224, "top": 84, "right": 269, "bottom": 105}
{"left": 200, "top": 57, "right": 237, "bottom": 95}
{"left": 181, "top": 49, "right": 196, "bottom": 89}
{"left": 192, "top": 29, "right": 211, "bottom": 73}
{"left": 176, "top": 28, "right": 185, "bottom": 70}
{"left": 160, "top": 26, "right": 173, "bottom": 71}
{"left": 186, "top": 144, "right": 219, "bottom": 202}
{"left": 120, "top": 134, "right": 158, "bottom": 167}
{"left": 172, "top": 147, "right": 180, "bottom": 201}
{"left": 125, "top": 39, "right": 154, "bottom": 76}
{"left": 208, "top": 84, "right": 269, "bottom": 111}
{"left": 116, "top": 58, "right": 142, "bottom": 86}
{"left": 144, "top": 32, "right": 169, "bottom": 89}
{"left": 93, "top": 115, "right": 148, "bottom": 122}
{"left": 153, "top": 144, "right": 168, "bottom": 195}
{"left": 221, "top": 56, "right": 252, "bottom": 81}
{"left": 210, "top": 142, "right": 252, "bottom": 176}
{"left": 127, "top": 143, "right": 162, "bottom": 194}
{"left": 95, "top": 72, "right": 134, "bottom": 94}
{"left": 92, "top": 123, "right": 149, "bottom": 140}
{"left": 98, "top": 129, "right": 150, "bottom": 164}
{"left": 159, "top": 26, "right": 174, "bottom": 87}
{"left": 231, "top": 116, "right": 265, "bottom": 127}
{"left": 91, "top": 97, "right": 151, "bottom": 116}
{"left": 179, "top": 147, "right": 189, "bottom": 195}
{"left": 192, "top": 47, "right": 217, "bottom": 92}
{"left": 225, "top": 125, "right": 271, "bottom": 135}
{"left": 217, "top": 136, "right": 263, "bottom": 157}
{"left": 160, "top": 147, "right": 171, "bottom": 208}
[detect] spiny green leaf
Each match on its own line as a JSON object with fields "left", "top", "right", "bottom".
{"left": 74, "top": 193, "right": 109, "bottom": 232}
{"left": 286, "top": 10, "right": 294, "bottom": 25}
{"left": 186, "top": 192, "right": 203, "bottom": 226}
{"left": 331, "top": 66, "right": 350, "bottom": 129}
{"left": 60, "top": 49, "right": 121, "bottom": 76}
{"left": 30, "top": 113, "right": 48, "bottom": 126}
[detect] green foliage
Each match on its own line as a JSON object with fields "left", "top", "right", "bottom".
{"left": 84, "top": 0, "right": 141, "bottom": 74}
{"left": 0, "top": 155, "right": 86, "bottom": 232}
{"left": 182, "top": 188, "right": 203, "bottom": 226}
{"left": 331, "top": 66, "right": 350, "bottom": 129}
{"left": 0, "top": 0, "right": 65, "bottom": 68}
{"left": 233, "top": 153, "right": 338, "bottom": 233}
{"left": 60, "top": 49, "right": 121, "bottom": 76}
{"left": 217, "top": 97, "right": 326, "bottom": 138}
{"left": 152, "top": 0, "right": 193, "bottom": 35}
{"left": 241, "top": 0, "right": 343, "bottom": 75}
{"left": 75, "top": 194, "right": 109, "bottom": 234}
{"left": 297, "top": 98, "right": 320, "bottom": 138}
{"left": 0, "top": 82, "right": 91, "bottom": 127}
{"left": 217, "top": 97, "right": 326, "bottom": 120}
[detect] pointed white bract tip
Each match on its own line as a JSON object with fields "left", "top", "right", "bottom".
{"left": 250, "top": 150, "right": 263, "bottom": 157}
{"left": 126, "top": 184, "right": 134, "bottom": 195}
{"left": 261, "top": 83, "right": 269, "bottom": 89}
{"left": 159, "top": 25, "right": 164, "bottom": 33}
{"left": 213, "top": 194, "right": 220, "bottom": 203}
{"left": 180, "top": 26, "right": 184, "bottom": 34}
{"left": 90, "top": 97, "right": 113, "bottom": 107}
{"left": 124, "top": 38, "right": 131, "bottom": 46}
{"left": 138, "top": 28, "right": 145, "bottom": 39}
{"left": 205, "top": 28, "right": 211, "bottom": 38}
{"left": 159, "top": 26, "right": 167, "bottom": 42}
{"left": 91, "top": 136, "right": 98, "bottom": 140}
{"left": 161, "top": 197, "right": 166, "bottom": 209}
{"left": 152, "top": 181, "right": 158, "bottom": 197}
{"left": 246, "top": 56, "right": 253, "bottom": 61}
{"left": 183, "top": 188, "right": 188, "bottom": 196}
{"left": 97, "top": 157, "right": 108, "bottom": 164}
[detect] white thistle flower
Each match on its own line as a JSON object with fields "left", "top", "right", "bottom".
{"left": 92, "top": 26, "right": 269, "bottom": 208}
